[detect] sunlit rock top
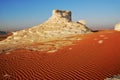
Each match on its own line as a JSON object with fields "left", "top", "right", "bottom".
{"left": 50, "top": 10, "right": 72, "bottom": 22}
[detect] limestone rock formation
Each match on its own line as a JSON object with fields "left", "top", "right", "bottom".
{"left": 105, "top": 74, "right": 120, "bottom": 80}
{"left": 114, "top": 23, "right": 120, "bottom": 31}
{"left": 0, "top": 9, "right": 91, "bottom": 53}
{"left": 0, "top": 31, "right": 7, "bottom": 35}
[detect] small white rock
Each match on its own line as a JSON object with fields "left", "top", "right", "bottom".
{"left": 114, "top": 23, "right": 120, "bottom": 31}
{"left": 77, "top": 38, "right": 82, "bottom": 40}
{"left": 3, "top": 73, "right": 10, "bottom": 78}
{"left": 69, "top": 47, "right": 72, "bottom": 50}
{"left": 98, "top": 40, "right": 103, "bottom": 44}
{"left": 99, "top": 35, "right": 105, "bottom": 37}
{"left": 5, "top": 52, "right": 11, "bottom": 55}
{"left": 47, "top": 50, "right": 57, "bottom": 53}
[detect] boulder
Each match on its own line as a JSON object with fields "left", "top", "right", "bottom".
{"left": 114, "top": 23, "right": 120, "bottom": 31}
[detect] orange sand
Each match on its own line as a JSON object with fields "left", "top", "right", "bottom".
{"left": 0, "top": 30, "right": 120, "bottom": 80}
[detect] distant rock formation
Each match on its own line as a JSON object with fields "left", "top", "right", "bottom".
{"left": 0, "top": 9, "right": 91, "bottom": 53}
{"left": 114, "top": 23, "right": 120, "bottom": 31}
{"left": 0, "top": 31, "right": 7, "bottom": 35}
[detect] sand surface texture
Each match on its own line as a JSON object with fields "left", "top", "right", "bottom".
{"left": 0, "top": 30, "right": 120, "bottom": 80}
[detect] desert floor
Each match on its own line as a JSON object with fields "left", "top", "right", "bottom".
{"left": 0, "top": 30, "right": 120, "bottom": 80}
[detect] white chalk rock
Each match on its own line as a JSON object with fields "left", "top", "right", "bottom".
{"left": 0, "top": 10, "right": 92, "bottom": 54}
{"left": 114, "top": 23, "right": 120, "bottom": 31}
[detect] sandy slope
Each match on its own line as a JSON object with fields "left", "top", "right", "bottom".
{"left": 0, "top": 30, "right": 120, "bottom": 80}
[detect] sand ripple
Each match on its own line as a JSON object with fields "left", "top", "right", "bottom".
{"left": 0, "top": 30, "right": 120, "bottom": 80}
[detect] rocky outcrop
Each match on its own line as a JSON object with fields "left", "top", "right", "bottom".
{"left": 114, "top": 23, "right": 120, "bottom": 31}
{"left": 0, "top": 31, "right": 7, "bottom": 35}
{"left": 5, "top": 10, "right": 91, "bottom": 42}
{"left": 105, "top": 74, "right": 120, "bottom": 80}
{"left": 0, "top": 10, "right": 91, "bottom": 53}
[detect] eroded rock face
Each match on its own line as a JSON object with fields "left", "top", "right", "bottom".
{"left": 0, "top": 9, "right": 91, "bottom": 53}
{"left": 114, "top": 23, "right": 120, "bottom": 31}
{"left": 51, "top": 10, "right": 72, "bottom": 22}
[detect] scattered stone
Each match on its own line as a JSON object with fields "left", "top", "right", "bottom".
{"left": 105, "top": 74, "right": 120, "bottom": 80}
{"left": 98, "top": 40, "right": 103, "bottom": 44}
{"left": 3, "top": 73, "right": 10, "bottom": 78}
{"left": 47, "top": 50, "right": 57, "bottom": 53}
{"left": 99, "top": 35, "right": 105, "bottom": 37}
{"left": 5, "top": 52, "right": 11, "bottom": 55}
{"left": 77, "top": 38, "right": 82, "bottom": 40}
{"left": 69, "top": 47, "right": 72, "bottom": 50}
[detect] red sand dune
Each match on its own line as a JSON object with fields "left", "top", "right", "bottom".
{"left": 0, "top": 30, "right": 120, "bottom": 80}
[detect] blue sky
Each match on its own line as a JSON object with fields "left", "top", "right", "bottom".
{"left": 0, "top": 0, "right": 120, "bottom": 31}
